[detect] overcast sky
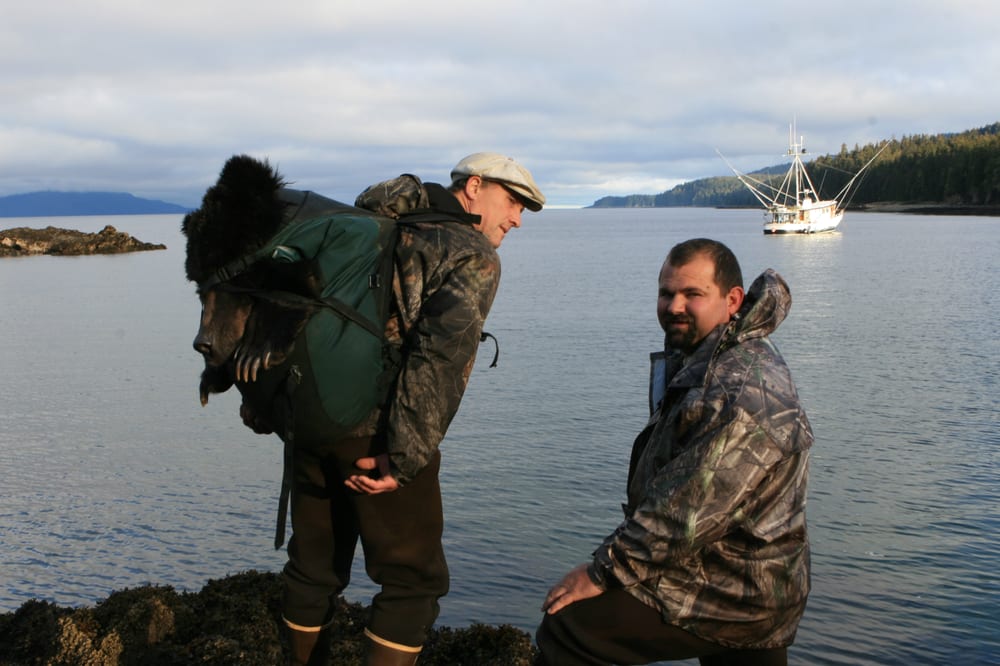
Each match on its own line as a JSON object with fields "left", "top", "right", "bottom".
{"left": 2, "top": 0, "right": 997, "bottom": 208}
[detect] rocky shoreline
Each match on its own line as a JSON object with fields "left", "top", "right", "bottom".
{"left": 854, "top": 201, "right": 1000, "bottom": 215}
{"left": 0, "top": 225, "right": 166, "bottom": 257}
{"left": 0, "top": 571, "right": 536, "bottom": 665}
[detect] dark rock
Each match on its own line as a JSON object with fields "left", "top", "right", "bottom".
{"left": 0, "top": 571, "right": 537, "bottom": 665}
{"left": 0, "top": 225, "right": 166, "bottom": 257}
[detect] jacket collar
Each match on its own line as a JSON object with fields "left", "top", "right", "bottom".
{"left": 421, "top": 182, "right": 481, "bottom": 226}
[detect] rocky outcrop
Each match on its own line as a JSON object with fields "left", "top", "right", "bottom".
{"left": 0, "top": 571, "right": 536, "bottom": 665}
{"left": 0, "top": 225, "right": 166, "bottom": 257}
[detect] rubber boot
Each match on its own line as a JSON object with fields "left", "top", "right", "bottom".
{"left": 365, "top": 633, "right": 420, "bottom": 666}
{"left": 286, "top": 626, "right": 331, "bottom": 666}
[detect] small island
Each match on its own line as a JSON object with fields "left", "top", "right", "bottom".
{"left": 0, "top": 225, "right": 166, "bottom": 257}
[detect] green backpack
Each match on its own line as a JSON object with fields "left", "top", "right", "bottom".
{"left": 202, "top": 186, "right": 403, "bottom": 449}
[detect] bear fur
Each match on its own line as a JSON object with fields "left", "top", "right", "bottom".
{"left": 182, "top": 154, "right": 288, "bottom": 285}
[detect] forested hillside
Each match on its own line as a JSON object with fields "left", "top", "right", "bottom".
{"left": 591, "top": 123, "right": 1000, "bottom": 210}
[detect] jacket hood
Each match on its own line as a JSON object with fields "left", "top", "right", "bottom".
{"left": 354, "top": 173, "right": 430, "bottom": 219}
{"left": 725, "top": 268, "right": 791, "bottom": 348}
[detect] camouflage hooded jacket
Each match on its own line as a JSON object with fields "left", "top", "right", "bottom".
{"left": 351, "top": 178, "right": 500, "bottom": 485}
{"left": 591, "top": 269, "right": 813, "bottom": 649}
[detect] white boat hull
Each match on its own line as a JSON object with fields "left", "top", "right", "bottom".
{"left": 763, "top": 221, "right": 841, "bottom": 234}
{"left": 763, "top": 201, "right": 843, "bottom": 234}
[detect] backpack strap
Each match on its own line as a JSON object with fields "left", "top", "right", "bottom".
{"left": 197, "top": 245, "right": 274, "bottom": 291}
{"left": 480, "top": 331, "right": 500, "bottom": 368}
{"left": 275, "top": 439, "right": 294, "bottom": 549}
{"left": 215, "top": 282, "right": 386, "bottom": 340}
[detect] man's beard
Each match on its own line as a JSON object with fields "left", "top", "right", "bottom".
{"left": 664, "top": 316, "right": 698, "bottom": 354}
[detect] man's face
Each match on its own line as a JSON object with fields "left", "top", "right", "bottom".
{"left": 469, "top": 179, "right": 524, "bottom": 248}
{"left": 657, "top": 253, "right": 743, "bottom": 354}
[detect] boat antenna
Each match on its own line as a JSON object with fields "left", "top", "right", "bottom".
{"left": 715, "top": 148, "right": 782, "bottom": 209}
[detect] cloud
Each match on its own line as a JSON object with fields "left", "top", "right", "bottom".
{"left": 2, "top": 0, "right": 999, "bottom": 207}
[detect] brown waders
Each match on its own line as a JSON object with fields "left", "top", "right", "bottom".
{"left": 281, "top": 437, "right": 446, "bottom": 661}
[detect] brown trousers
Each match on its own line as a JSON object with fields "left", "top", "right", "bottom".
{"left": 535, "top": 588, "right": 788, "bottom": 666}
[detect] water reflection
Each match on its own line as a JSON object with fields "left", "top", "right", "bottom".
{"left": 1, "top": 211, "right": 998, "bottom": 664}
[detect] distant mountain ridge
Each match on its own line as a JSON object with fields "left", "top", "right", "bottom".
{"left": 0, "top": 191, "right": 191, "bottom": 217}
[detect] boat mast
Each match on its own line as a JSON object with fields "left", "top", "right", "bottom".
{"left": 789, "top": 124, "right": 803, "bottom": 205}
{"left": 787, "top": 122, "right": 824, "bottom": 206}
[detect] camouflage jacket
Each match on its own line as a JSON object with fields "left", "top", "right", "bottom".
{"left": 351, "top": 180, "right": 500, "bottom": 485}
{"left": 592, "top": 269, "right": 813, "bottom": 649}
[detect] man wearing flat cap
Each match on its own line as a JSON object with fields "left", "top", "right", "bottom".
{"left": 279, "top": 153, "right": 544, "bottom": 665}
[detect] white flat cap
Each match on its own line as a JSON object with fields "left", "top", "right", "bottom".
{"left": 450, "top": 152, "right": 545, "bottom": 211}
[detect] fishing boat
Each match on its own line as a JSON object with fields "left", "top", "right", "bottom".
{"left": 719, "top": 126, "right": 886, "bottom": 235}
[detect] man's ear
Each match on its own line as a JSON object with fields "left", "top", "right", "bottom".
{"left": 462, "top": 175, "right": 483, "bottom": 200}
{"left": 727, "top": 286, "right": 745, "bottom": 317}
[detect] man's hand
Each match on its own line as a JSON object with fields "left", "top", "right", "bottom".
{"left": 541, "top": 563, "right": 603, "bottom": 615}
{"left": 344, "top": 453, "right": 400, "bottom": 494}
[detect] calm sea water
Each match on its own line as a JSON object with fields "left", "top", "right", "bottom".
{"left": 1, "top": 209, "right": 997, "bottom": 664}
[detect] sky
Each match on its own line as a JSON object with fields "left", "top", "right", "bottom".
{"left": 2, "top": 0, "right": 998, "bottom": 209}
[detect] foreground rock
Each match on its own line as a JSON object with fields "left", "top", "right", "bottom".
{"left": 0, "top": 571, "right": 536, "bottom": 665}
{"left": 0, "top": 225, "right": 166, "bottom": 257}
